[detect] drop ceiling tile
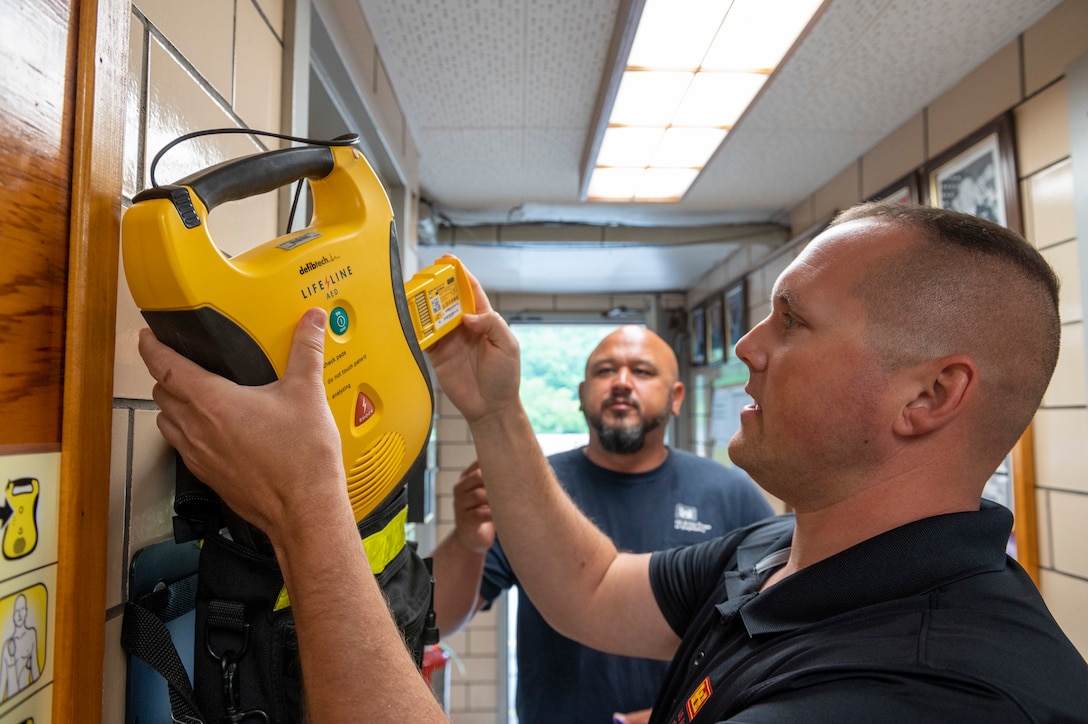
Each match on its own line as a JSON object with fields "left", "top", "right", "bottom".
{"left": 522, "top": 128, "right": 586, "bottom": 202}
{"left": 356, "top": 0, "right": 1064, "bottom": 230}
{"left": 524, "top": 0, "right": 617, "bottom": 126}
{"left": 363, "top": 0, "right": 529, "bottom": 128}
{"left": 420, "top": 129, "right": 526, "bottom": 205}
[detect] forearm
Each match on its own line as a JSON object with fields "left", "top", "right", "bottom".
{"left": 426, "top": 293, "right": 676, "bottom": 657}
{"left": 469, "top": 405, "right": 675, "bottom": 657}
{"left": 430, "top": 534, "right": 487, "bottom": 635}
{"left": 273, "top": 504, "right": 447, "bottom": 721}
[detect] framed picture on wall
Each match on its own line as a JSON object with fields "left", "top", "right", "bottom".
{"left": 725, "top": 280, "right": 748, "bottom": 352}
{"left": 706, "top": 296, "right": 725, "bottom": 364}
{"left": 924, "top": 114, "right": 1020, "bottom": 231}
{"left": 690, "top": 305, "right": 707, "bottom": 366}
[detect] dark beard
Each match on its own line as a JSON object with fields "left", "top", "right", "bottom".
{"left": 588, "top": 392, "right": 673, "bottom": 455}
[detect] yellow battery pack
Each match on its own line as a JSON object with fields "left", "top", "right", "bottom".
{"left": 405, "top": 257, "right": 474, "bottom": 350}
{"left": 122, "top": 141, "right": 472, "bottom": 538}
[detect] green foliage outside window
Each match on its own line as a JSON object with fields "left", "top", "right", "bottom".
{"left": 511, "top": 324, "right": 622, "bottom": 434}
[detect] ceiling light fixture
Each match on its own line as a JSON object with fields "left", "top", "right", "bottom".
{"left": 580, "top": 0, "right": 826, "bottom": 203}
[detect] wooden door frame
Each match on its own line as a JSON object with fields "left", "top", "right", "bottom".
{"left": 1011, "top": 424, "right": 1040, "bottom": 585}
{"left": 54, "top": 0, "right": 129, "bottom": 718}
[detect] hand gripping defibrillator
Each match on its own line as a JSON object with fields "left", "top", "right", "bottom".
{"left": 120, "top": 131, "right": 469, "bottom": 722}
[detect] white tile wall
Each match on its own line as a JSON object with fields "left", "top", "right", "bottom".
{"left": 1042, "top": 241, "right": 1083, "bottom": 324}
{"left": 106, "top": 411, "right": 128, "bottom": 610}
{"left": 127, "top": 410, "right": 176, "bottom": 553}
{"left": 235, "top": 0, "right": 283, "bottom": 133}
{"left": 123, "top": 18, "right": 146, "bottom": 199}
{"left": 1044, "top": 322, "right": 1087, "bottom": 407}
{"left": 1022, "top": 0, "right": 1088, "bottom": 95}
{"left": 1039, "top": 569, "right": 1088, "bottom": 661}
{"left": 927, "top": 40, "right": 1021, "bottom": 158}
{"left": 1023, "top": 160, "right": 1077, "bottom": 248}
{"left": 101, "top": 616, "right": 127, "bottom": 722}
{"left": 255, "top": 0, "right": 285, "bottom": 38}
{"left": 135, "top": 0, "right": 235, "bottom": 100}
{"left": 1016, "top": 80, "right": 1071, "bottom": 176}
{"left": 1033, "top": 408, "right": 1088, "bottom": 494}
{"left": 1049, "top": 491, "right": 1088, "bottom": 578}
{"left": 861, "top": 112, "right": 926, "bottom": 199}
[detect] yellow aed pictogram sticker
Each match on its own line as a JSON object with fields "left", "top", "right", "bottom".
{"left": 685, "top": 676, "right": 713, "bottom": 719}
{"left": 2, "top": 478, "right": 39, "bottom": 560}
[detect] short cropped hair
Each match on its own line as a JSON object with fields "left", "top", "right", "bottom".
{"left": 832, "top": 201, "right": 1061, "bottom": 460}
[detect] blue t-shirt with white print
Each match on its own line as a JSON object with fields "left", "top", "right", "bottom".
{"left": 480, "top": 446, "right": 774, "bottom": 724}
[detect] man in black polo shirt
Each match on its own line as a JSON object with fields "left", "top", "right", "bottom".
{"left": 138, "top": 201, "right": 1088, "bottom": 721}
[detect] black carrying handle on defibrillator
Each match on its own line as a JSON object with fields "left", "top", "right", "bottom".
{"left": 134, "top": 144, "right": 340, "bottom": 215}
{"left": 177, "top": 145, "right": 336, "bottom": 212}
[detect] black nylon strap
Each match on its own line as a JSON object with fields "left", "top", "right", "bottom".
{"left": 140, "top": 572, "right": 199, "bottom": 623}
{"left": 121, "top": 600, "right": 204, "bottom": 722}
{"left": 206, "top": 599, "right": 250, "bottom": 666}
{"left": 207, "top": 599, "right": 247, "bottom": 631}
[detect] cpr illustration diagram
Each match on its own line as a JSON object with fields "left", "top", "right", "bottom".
{"left": 0, "top": 586, "right": 46, "bottom": 703}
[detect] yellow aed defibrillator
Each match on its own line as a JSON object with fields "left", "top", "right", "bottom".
{"left": 122, "top": 133, "right": 473, "bottom": 543}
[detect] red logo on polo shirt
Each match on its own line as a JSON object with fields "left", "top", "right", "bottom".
{"left": 686, "top": 676, "right": 713, "bottom": 719}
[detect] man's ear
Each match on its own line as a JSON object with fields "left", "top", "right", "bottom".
{"left": 893, "top": 355, "right": 977, "bottom": 437}
{"left": 670, "top": 381, "right": 685, "bottom": 415}
{"left": 577, "top": 381, "right": 586, "bottom": 412}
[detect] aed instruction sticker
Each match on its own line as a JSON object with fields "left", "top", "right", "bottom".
{"left": 0, "top": 454, "right": 59, "bottom": 576}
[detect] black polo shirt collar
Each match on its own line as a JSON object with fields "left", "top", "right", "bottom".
{"left": 733, "top": 500, "right": 1012, "bottom": 636}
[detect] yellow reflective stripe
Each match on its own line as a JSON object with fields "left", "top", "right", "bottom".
{"left": 363, "top": 506, "right": 409, "bottom": 575}
{"left": 274, "top": 585, "right": 291, "bottom": 612}
{"left": 273, "top": 506, "right": 408, "bottom": 612}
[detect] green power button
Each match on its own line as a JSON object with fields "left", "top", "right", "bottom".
{"left": 330, "top": 306, "right": 349, "bottom": 335}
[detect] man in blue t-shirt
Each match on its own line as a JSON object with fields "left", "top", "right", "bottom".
{"left": 431, "top": 326, "right": 772, "bottom": 723}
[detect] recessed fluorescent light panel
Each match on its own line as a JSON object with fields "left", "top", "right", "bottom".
{"left": 585, "top": 0, "right": 824, "bottom": 202}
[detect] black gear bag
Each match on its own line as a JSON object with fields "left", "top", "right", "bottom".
{"left": 122, "top": 467, "right": 437, "bottom": 723}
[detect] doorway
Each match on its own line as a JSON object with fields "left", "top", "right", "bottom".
{"left": 502, "top": 322, "right": 630, "bottom": 722}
